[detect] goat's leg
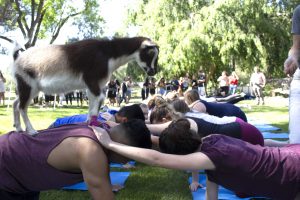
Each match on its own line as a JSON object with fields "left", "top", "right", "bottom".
{"left": 87, "top": 91, "right": 105, "bottom": 126}
{"left": 16, "top": 75, "right": 38, "bottom": 135}
{"left": 13, "top": 97, "right": 23, "bottom": 132}
{"left": 19, "top": 105, "right": 37, "bottom": 135}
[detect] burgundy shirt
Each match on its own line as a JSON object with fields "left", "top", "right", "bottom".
{"left": 0, "top": 124, "right": 99, "bottom": 193}
{"left": 201, "top": 134, "right": 300, "bottom": 200}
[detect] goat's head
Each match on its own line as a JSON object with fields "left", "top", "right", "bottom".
{"left": 137, "top": 39, "right": 159, "bottom": 76}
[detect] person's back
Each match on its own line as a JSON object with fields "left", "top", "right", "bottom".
{"left": 201, "top": 134, "right": 300, "bottom": 200}
{"left": 187, "top": 116, "right": 242, "bottom": 139}
{"left": 0, "top": 120, "right": 152, "bottom": 199}
{"left": 200, "top": 99, "right": 248, "bottom": 122}
{"left": 0, "top": 124, "right": 96, "bottom": 193}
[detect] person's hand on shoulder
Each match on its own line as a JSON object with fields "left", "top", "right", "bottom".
{"left": 101, "top": 112, "right": 115, "bottom": 121}
{"left": 90, "top": 126, "right": 112, "bottom": 148}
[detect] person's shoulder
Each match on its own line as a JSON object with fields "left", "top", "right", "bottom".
{"left": 76, "top": 136, "right": 104, "bottom": 154}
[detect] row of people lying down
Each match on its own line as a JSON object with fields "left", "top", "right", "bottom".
{"left": 0, "top": 94, "right": 299, "bottom": 199}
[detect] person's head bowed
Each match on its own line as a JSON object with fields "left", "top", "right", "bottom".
{"left": 159, "top": 118, "right": 202, "bottom": 155}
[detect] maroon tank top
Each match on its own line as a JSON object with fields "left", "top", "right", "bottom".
{"left": 201, "top": 134, "right": 300, "bottom": 200}
{"left": 0, "top": 124, "right": 99, "bottom": 193}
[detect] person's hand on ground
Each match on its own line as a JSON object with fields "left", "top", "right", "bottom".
{"left": 189, "top": 181, "right": 203, "bottom": 192}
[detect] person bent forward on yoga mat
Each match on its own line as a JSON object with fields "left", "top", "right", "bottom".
{"left": 92, "top": 119, "right": 300, "bottom": 200}
{"left": 0, "top": 119, "right": 151, "bottom": 200}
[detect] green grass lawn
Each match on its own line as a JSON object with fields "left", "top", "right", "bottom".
{"left": 0, "top": 97, "right": 289, "bottom": 200}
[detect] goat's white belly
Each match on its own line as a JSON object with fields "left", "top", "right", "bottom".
{"left": 39, "top": 76, "right": 86, "bottom": 94}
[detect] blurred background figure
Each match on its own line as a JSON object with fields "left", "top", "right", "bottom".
{"left": 0, "top": 70, "right": 6, "bottom": 106}
{"left": 197, "top": 70, "right": 206, "bottom": 97}
{"left": 229, "top": 71, "right": 239, "bottom": 95}
{"left": 250, "top": 66, "right": 266, "bottom": 105}
{"left": 141, "top": 77, "right": 150, "bottom": 100}
{"left": 217, "top": 71, "right": 229, "bottom": 96}
{"left": 106, "top": 79, "right": 117, "bottom": 106}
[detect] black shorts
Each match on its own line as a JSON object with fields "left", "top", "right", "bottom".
{"left": 0, "top": 190, "right": 40, "bottom": 200}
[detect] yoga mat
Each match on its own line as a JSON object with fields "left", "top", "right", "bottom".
{"left": 110, "top": 161, "right": 136, "bottom": 168}
{"left": 248, "top": 119, "right": 281, "bottom": 132}
{"left": 254, "top": 124, "right": 281, "bottom": 132}
{"left": 63, "top": 172, "right": 130, "bottom": 190}
{"left": 262, "top": 132, "right": 289, "bottom": 139}
{"left": 189, "top": 174, "right": 268, "bottom": 200}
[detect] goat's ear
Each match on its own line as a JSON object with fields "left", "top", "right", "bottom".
{"left": 141, "top": 40, "right": 157, "bottom": 49}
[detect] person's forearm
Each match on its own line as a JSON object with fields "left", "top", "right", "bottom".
{"left": 108, "top": 141, "right": 160, "bottom": 166}
{"left": 147, "top": 121, "right": 171, "bottom": 135}
{"left": 292, "top": 35, "right": 300, "bottom": 50}
{"left": 205, "top": 177, "right": 218, "bottom": 200}
{"left": 192, "top": 170, "right": 199, "bottom": 183}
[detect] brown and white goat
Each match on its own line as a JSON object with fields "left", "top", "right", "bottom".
{"left": 12, "top": 37, "right": 159, "bottom": 134}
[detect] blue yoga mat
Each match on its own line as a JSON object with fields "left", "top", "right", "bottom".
{"left": 248, "top": 120, "right": 281, "bottom": 132}
{"left": 262, "top": 132, "right": 289, "bottom": 139}
{"left": 254, "top": 124, "right": 281, "bottom": 132}
{"left": 110, "top": 161, "right": 136, "bottom": 168}
{"left": 189, "top": 174, "right": 268, "bottom": 200}
{"left": 63, "top": 171, "right": 130, "bottom": 190}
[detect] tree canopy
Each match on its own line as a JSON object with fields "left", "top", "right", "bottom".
{"left": 0, "top": 0, "right": 298, "bottom": 84}
{"left": 0, "top": 0, "right": 104, "bottom": 48}
{"left": 126, "top": 0, "right": 298, "bottom": 84}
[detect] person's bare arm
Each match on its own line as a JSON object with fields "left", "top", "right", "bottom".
{"left": 205, "top": 175, "right": 218, "bottom": 200}
{"left": 146, "top": 121, "right": 172, "bottom": 135}
{"left": 78, "top": 138, "right": 114, "bottom": 200}
{"left": 91, "top": 126, "right": 215, "bottom": 171}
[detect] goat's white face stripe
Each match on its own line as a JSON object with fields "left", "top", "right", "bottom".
{"left": 151, "top": 47, "right": 159, "bottom": 70}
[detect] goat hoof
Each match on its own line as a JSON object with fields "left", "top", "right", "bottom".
{"left": 27, "top": 129, "right": 38, "bottom": 136}
{"left": 88, "top": 120, "right": 101, "bottom": 127}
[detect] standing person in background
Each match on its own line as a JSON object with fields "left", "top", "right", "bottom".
{"left": 65, "top": 92, "right": 74, "bottom": 106}
{"left": 217, "top": 71, "right": 229, "bottom": 96}
{"left": 115, "top": 79, "right": 121, "bottom": 106}
{"left": 0, "top": 70, "right": 6, "bottom": 106}
{"left": 125, "top": 77, "right": 132, "bottom": 104}
{"left": 119, "top": 77, "right": 128, "bottom": 106}
{"left": 197, "top": 70, "right": 206, "bottom": 96}
{"left": 157, "top": 77, "right": 166, "bottom": 96}
{"left": 171, "top": 77, "right": 179, "bottom": 92}
{"left": 149, "top": 77, "right": 156, "bottom": 96}
{"left": 250, "top": 66, "right": 266, "bottom": 105}
{"left": 182, "top": 73, "right": 190, "bottom": 92}
{"left": 106, "top": 79, "right": 117, "bottom": 106}
{"left": 191, "top": 75, "right": 198, "bottom": 90}
{"left": 284, "top": 4, "right": 300, "bottom": 144}
{"left": 75, "top": 90, "right": 83, "bottom": 107}
{"left": 229, "top": 71, "right": 239, "bottom": 95}
{"left": 141, "top": 77, "right": 150, "bottom": 100}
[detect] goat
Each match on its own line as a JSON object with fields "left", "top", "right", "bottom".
{"left": 12, "top": 37, "right": 159, "bottom": 135}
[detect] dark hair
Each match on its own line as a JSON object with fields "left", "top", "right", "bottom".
{"left": 120, "top": 119, "right": 152, "bottom": 149}
{"left": 118, "top": 104, "right": 145, "bottom": 121}
{"left": 184, "top": 89, "right": 200, "bottom": 105}
{"left": 171, "top": 99, "right": 190, "bottom": 114}
{"left": 159, "top": 118, "right": 201, "bottom": 155}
